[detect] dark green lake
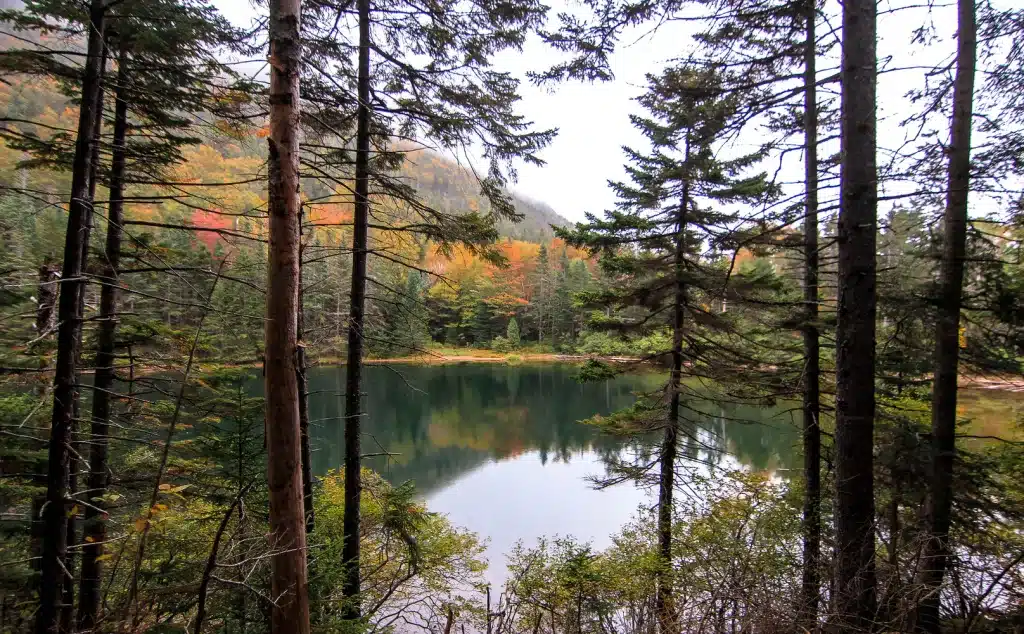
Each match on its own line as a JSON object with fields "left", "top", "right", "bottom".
{"left": 303, "top": 363, "right": 800, "bottom": 581}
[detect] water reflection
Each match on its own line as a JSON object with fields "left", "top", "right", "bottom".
{"left": 305, "top": 364, "right": 799, "bottom": 494}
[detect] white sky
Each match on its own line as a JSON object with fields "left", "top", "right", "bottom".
{"left": 213, "top": 0, "right": 1005, "bottom": 224}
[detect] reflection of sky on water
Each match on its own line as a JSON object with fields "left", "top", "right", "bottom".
{"left": 427, "top": 450, "right": 652, "bottom": 586}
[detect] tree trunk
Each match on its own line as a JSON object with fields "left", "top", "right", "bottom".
{"left": 799, "top": 0, "right": 821, "bottom": 628}
{"left": 265, "top": 0, "right": 311, "bottom": 631}
{"left": 297, "top": 207, "right": 314, "bottom": 534}
{"left": 60, "top": 39, "right": 108, "bottom": 633}
{"left": 657, "top": 180, "right": 688, "bottom": 634}
{"left": 35, "top": 3, "right": 105, "bottom": 631}
{"left": 915, "top": 0, "right": 976, "bottom": 630}
{"left": 833, "top": 0, "right": 879, "bottom": 625}
{"left": 34, "top": 261, "right": 60, "bottom": 340}
{"left": 30, "top": 261, "right": 59, "bottom": 599}
{"left": 342, "top": 0, "right": 371, "bottom": 620}
{"left": 77, "top": 47, "right": 128, "bottom": 632}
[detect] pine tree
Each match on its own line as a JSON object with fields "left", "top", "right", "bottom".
{"left": 298, "top": 0, "right": 557, "bottom": 618}
{"left": 28, "top": 3, "right": 106, "bottom": 630}
{"left": 529, "top": 244, "right": 552, "bottom": 342}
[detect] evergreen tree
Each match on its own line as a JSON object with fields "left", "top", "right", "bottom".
{"left": 301, "top": 0, "right": 557, "bottom": 616}
{"left": 19, "top": 4, "right": 107, "bottom": 630}
{"left": 833, "top": 0, "right": 880, "bottom": 624}
{"left": 507, "top": 317, "right": 521, "bottom": 349}
{"left": 562, "top": 64, "right": 778, "bottom": 634}
{"left": 916, "top": 0, "right": 977, "bottom": 629}
{"left": 528, "top": 243, "right": 553, "bottom": 342}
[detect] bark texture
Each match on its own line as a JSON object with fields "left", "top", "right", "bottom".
{"left": 342, "top": 0, "right": 372, "bottom": 619}
{"left": 915, "top": 0, "right": 976, "bottom": 630}
{"left": 800, "top": 1, "right": 821, "bottom": 627}
{"left": 297, "top": 208, "right": 314, "bottom": 534}
{"left": 35, "top": 3, "right": 105, "bottom": 631}
{"left": 265, "top": 0, "right": 311, "bottom": 631}
{"left": 834, "top": 0, "right": 879, "bottom": 626}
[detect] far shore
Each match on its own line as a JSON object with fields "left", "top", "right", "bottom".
{"left": 363, "top": 350, "right": 641, "bottom": 365}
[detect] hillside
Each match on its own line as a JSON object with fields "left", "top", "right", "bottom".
{"left": 0, "top": 71, "right": 570, "bottom": 243}
{"left": 399, "top": 149, "right": 571, "bottom": 241}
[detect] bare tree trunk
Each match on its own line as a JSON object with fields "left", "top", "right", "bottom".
{"left": 29, "top": 261, "right": 60, "bottom": 602}
{"left": 35, "top": 3, "right": 105, "bottom": 631}
{"left": 800, "top": 1, "right": 821, "bottom": 628}
{"left": 833, "top": 0, "right": 879, "bottom": 624}
{"left": 194, "top": 484, "right": 250, "bottom": 634}
{"left": 35, "top": 261, "right": 60, "bottom": 340}
{"left": 657, "top": 180, "right": 688, "bottom": 634}
{"left": 297, "top": 207, "right": 314, "bottom": 534}
{"left": 60, "top": 39, "right": 108, "bottom": 633}
{"left": 342, "top": 0, "right": 371, "bottom": 620}
{"left": 914, "top": 0, "right": 976, "bottom": 631}
{"left": 265, "top": 0, "right": 310, "bottom": 631}
{"left": 77, "top": 47, "right": 128, "bottom": 632}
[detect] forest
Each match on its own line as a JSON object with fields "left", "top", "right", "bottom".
{"left": 0, "top": 0, "right": 1022, "bottom": 632}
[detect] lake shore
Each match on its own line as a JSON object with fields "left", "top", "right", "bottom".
{"left": 959, "top": 374, "right": 1024, "bottom": 393}
{"left": 364, "top": 350, "right": 640, "bottom": 365}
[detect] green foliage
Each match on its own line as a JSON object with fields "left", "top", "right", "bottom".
{"left": 311, "top": 470, "right": 486, "bottom": 630}
{"left": 491, "top": 335, "right": 513, "bottom": 353}
{"left": 499, "top": 472, "right": 803, "bottom": 633}
{"left": 506, "top": 317, "right": 521, "bottom": 348}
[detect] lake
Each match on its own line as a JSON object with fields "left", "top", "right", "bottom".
{"left": 303, "top": 363, "right": 802, "bottom": 583}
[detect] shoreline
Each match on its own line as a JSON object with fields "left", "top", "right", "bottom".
{"left": 362, "top": 352, "right": 641, "bottom": 365}
{"left": 958, "top": 374, "right": 1024, "bottom": 393}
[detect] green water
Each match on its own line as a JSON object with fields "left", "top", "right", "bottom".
{"left": 305, "top": 364, "right": 801, "bottom": 488}
{"left": 303, "top": 363, "right": 801, "bottom": 580}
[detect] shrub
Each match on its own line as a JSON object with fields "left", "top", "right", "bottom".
{"left": 491, "top": 335, "right": 513, "bottom": 353}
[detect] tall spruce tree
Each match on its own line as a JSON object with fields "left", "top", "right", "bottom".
{"left": 75, "top": 2, "right": 245, "bottom": 626}
{"left": 562, "top": 64, "right": 778, "bottom": 634}
{"left": 12, "top": 3, "right": 109, "bottom": 631}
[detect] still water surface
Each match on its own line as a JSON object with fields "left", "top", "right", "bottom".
{"left": 304, "top": 363, "right": 800, "bottom": 581}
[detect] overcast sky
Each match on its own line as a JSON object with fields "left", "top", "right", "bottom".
{"left": 213, "top": 0, "right": 984, "bottom": 224}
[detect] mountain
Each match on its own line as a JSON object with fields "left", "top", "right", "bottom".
{"left": 0, "top": 71, "right": 571, "bottom": 242}
{"left": 399, "top": 150, "right": 572, "bottom": 242}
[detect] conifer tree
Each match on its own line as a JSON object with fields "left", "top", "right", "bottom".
{"left": 529, "top": 244, "right": 552, "bottom": 342}
{"left": 915, "top": 0, "right": 976, "bottom": 630}
{"left": 833, "top": 0, "right": 879, "bottom": 625}
{"left": 265, "top": 0, "right": 311, "bottom": 630}
{"left": 19, "top": 3, "right": 107, "bottom": 630}
{"left": 507, "top": 317, "right": 521, "bottom": 349}
{"left": 297, "top": 0, "right": 556, "bottom": 618}
{"left": 562, "top": 64, "right": 778, "bottom": 634}
{"left": 75, "top": 2, "right": 245, "bottom": 624}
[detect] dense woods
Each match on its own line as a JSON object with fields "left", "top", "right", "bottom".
{"left": 0, "top": 0, "right": 1022, "bottom": 632}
